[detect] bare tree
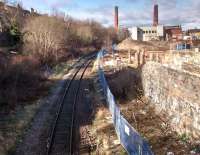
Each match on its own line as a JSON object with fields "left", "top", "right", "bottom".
{"left": 23, "top": 16, "right": 70, "bottom": 64}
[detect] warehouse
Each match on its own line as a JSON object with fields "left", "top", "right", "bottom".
{"left": 129, "top": 25, "right": 164, "bottom": 41}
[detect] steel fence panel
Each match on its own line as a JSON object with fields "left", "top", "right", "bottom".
{"left": 97, "top": 50, "right": 153, "bottom": 155}
{"left": 106, "top": 87, "right": 115, "bottom": 115}
{"left": 120, "top": 116, "right": 153, "bottom": 155}
{"left": 114, "top": 105, "right": 121, "bottom": 139}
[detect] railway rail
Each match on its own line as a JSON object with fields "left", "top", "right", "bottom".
{"left": 46, "top": 55, "right": 95, "bottom": 155}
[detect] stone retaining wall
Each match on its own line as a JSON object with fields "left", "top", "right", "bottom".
{"left": 142, "top": 62, "right": 200, "bottom": 139}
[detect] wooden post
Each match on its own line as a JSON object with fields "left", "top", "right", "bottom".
{"left": 134, "top": 51, "right": 137, "bottom": 65}
{"left": 137, "top": 50, "right": 140, "bottom": 67}
{"left": 143, "top": 50, "right": 146, "bottom": 64}
{"left": 161, "top": 53, "right": 165, "bottom": 63}
{"left": 156, "top": 53, "right": 159, "bottom": 62}
{"left": 140, "top": 50, "right": 144, "bottom": 65}
{"left": 128, "top": 49, "right": 131, "bottom": 64}
{"left": 149, "top": 53, "right": 153, "bottom": 61}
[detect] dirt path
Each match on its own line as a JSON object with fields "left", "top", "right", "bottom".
{"left": 15, "top": 71, "right": 73, "bottom": 155}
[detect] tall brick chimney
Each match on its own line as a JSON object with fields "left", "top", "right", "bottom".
{"left": 114, "top": 6, "right": 119, "bottom": 32}
{"left": 153, "top": 4, "right": 158, "bottom": 26}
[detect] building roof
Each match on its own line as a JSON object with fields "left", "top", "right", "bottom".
{"left": 165, "top": 26, "right": 183, "bottom": 35}
{"left": 171, "top": 28, "right": 182, "bottom": 34}
{"left": 187, "top": 29, "right": 200, "bottom": 33}
{"left": 164, "top": 25, "right": 181, "bottom": 29}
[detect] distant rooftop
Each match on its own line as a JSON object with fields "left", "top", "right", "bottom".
{"left": 187, "top": 29, "right": 200, "bottom": 33}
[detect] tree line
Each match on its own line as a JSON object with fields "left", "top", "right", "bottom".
{"left": 0, "top": 2, "right": 128, "bottom": 112}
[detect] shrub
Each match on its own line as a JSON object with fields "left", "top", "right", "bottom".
{"left": 0, "top": 55, "right": 46, "bottom": 111}
{"left": 76, "top": 24, "right": 93, "bottom": 46}
{"left": 107, "top": 67, "right": 143, "bottom": 101}
{"left": 9, "top": 21, "right": 21, "bottom": 43}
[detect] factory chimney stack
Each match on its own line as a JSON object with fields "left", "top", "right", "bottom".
{"left": 114, "top": 6, "right": 119, "bottom": 32}
{"left": 153, "top": 4, "right": 158, "bottom": 26}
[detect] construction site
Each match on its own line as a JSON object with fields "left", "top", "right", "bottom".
{"left": 98, "top": 2, "right": 200, "bottom": 154}
{"left": 0, "top": 0, "right": 200, "bottom": 155}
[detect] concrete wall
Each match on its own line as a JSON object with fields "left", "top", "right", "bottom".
{"left": 128, "top": 27, "right": 143, "bottom": 41}
{"left": 142, "top": 62, "right": 200, "bottom": 139}
{"left": 157, "top": 25, "right": 164, "bottom": 37}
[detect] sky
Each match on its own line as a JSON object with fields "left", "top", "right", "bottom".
{"left": 13, "top": 0, "right": 200, "bottom": 29}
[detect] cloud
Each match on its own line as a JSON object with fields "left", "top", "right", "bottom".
{"left": 43, "top": 0, "right": 72, "bottom": 9}
{"left": 23, "top": 0, "right": 200, "bottom": 29}
{"left": 157, "top": 0, "right": 200, "bottom": 29}
{"left": 114, "top": 0, "right": 200, "bottom": 29}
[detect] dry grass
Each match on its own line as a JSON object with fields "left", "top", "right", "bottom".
{"left": 117, "top": 38, "right": 170, "bottom": 51}
{"left": 0, "top": 53, "right": 79, "bottom": 155}
{"left": 91, "top": 107, "right": 126, "bottom": 155}
{"left": 88, "top": 72, "right": 126, "bottom": 155}
{"left": 120, "top": 98, "right": 194, "bottom": 155}
{"left": 0, "top": 102, "right": 42, "bottom": 155}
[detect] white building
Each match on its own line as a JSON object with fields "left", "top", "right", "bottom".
{"left": 128, "top": 25, "right": 164, "bottom": 41}
{"left": 128, "top": 27, "right": 143, "bottom": 41}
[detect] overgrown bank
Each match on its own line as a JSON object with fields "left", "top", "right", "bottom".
{"left": 0, "top": 13, "right": 119, "bottom": 112}
{"left": 0, "top": 57, "right": 77, "bottom": 155}
{"left": 104, "top": 67, "right": 199, "bottom": 155}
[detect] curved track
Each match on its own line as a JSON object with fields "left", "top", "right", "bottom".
{"left": 46, "top": 55, "right": 95, "bottom": 155}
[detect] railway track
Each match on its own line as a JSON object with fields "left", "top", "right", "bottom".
{"left": 46, "top": 55, "right": 95, "bottom": 155}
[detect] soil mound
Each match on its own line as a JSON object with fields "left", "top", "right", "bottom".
{"left": 117, "top": 38, "right": 170, "bottom": 51}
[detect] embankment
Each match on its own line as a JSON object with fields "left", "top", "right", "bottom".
{"left": 142, "top": 62, "right": 200, "bottom": 139}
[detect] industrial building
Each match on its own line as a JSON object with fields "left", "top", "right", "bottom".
{"left": 164, "top": 25, "right": 183, "bottom": 41}
{"left": 129, "top": 25, "right": 164, "bottom": 41}
{"left": 127, "top": 3, "right": 184, "bottom": 42}
{"left": 186, "top": 29, "right": 200, "bottom": 40}
{"left": 128, "top": 3, "right": 165, "bottom": 41}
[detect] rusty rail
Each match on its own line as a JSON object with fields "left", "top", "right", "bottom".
{"left": 46, "top": 54, "right": 95, "bottom": 155}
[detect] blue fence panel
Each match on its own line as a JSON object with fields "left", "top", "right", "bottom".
{"left": 97, "top": 50, "right": 153, "bottom": 155}
{"left": 106, "top": 87, "right": 115, "bottom": 116}
{"left": 120, "top": 116, "right": 153, "bottom": 155}
{"left": 114, "top": 105, "right": 121, "bottom": 138}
